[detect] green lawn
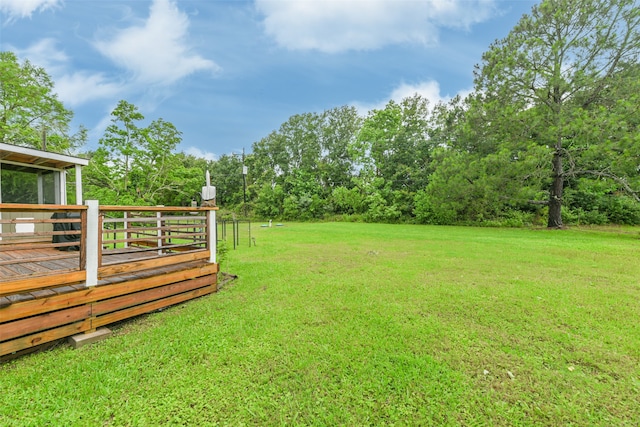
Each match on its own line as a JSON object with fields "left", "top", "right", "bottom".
{"left": 2, "top": 223, "right": 639, "bottom": 426}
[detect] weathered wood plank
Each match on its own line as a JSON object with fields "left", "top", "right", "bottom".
{"left": 29, "top": 289, "right": 57, "bottom": 298}
{"left": 0, "top": 252, "right": 78, "bottom": 266}
{"left": 0, "top": 226, "right": 79, "bottom": 237}
{"left": 13, "top": 261, "right": 56, "bottom": 276}
{"left": 0, "top": 239, "right": 51, "bottom": 248}
{"left": 50, "top": 285, "right": 81, "bottom": 295}
{"left": 3, "top": 263, "right": 38, "bottom": 276}
{"left": 0, "top": 241, "right": 80, "bottom": 251}
{"left": 0, "top": 305, "right": 92, "bottom": 341}
{"left": 7, "top": 293, "right": 35, "bottom": 304}
{"left": 128, "top": 240, "right": 205, "bottom": 253}
{"left": 37, "top": 257, "right": 78, "bottom": 271}
{"left": 0, "top": 319, "right": 92, "bottom": 356}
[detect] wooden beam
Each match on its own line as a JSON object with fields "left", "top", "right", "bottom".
{"left": 98, "top": 251, "right": 210, "bottom": 278}
{"left": 0, "top": 271, "right": 86, "bottom": 297}
{"left": 0, "top": 263, "right": 218, "bottom": 322}
{"left": 92, "top": 286, "right": 214, "bottom": 328}
{"left": 0, "top": 305, "right": 92, "bottom": 341}
{"left": 100, "top": 205, "right": 217, "bottom": 212}
{"left": 92, "top": 275, "right": 215, "bottom": 316}
{"left": 0, "top": 203, "right": 87, "bottom": 212}
{"left": 0, "top": 319, "right": 92, "bottom": 356}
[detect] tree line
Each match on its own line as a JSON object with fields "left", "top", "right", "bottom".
{"left": 1, "top": 0, "right": 638, "bottom": 227}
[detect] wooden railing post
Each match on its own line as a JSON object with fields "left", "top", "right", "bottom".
{"left": 123, "top": 211, "right": 129, "bottom": 249}
{"left": 80, "top": 208, "right": 87, "bottom": 270}
{"left": 156, "top": 209, "right": 163, "bottom": 255}
{"left": 208, "top": 209, "right": 216, "bottom": 264}
{"left": 86, "top": 200, "right": 99, "bottom": 287}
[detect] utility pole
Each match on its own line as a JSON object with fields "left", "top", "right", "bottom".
{"left": 242, "top": 148, "right": 248, "bottom": 216}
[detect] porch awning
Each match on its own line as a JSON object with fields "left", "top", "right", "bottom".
{"left": 0, "top": 142, "right": 89, "bottom": 170}
{"left": 0, "top": 142, "right": 89, "bottom": 205}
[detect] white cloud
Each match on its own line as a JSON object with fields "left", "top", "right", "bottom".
{"left": 94, "top": 0, "right": 220, "bottom": 86}
{"left": 12, "top": 38, "right": 68, "bottom": 72}
{"left": 184, "top": 146, "right": 217, "bottom": 161}
{"left": 13, "top": 38, "right": 123, "bottom": 106}
{"left": 352, "top": 79, "right": 470, "bottom": 115}
{"left": 255, "top": 0, "right": 498, "bottom": 53}
{"left": 0, "top": 0, "right": 61, "bottom": 22}
{"left": 390, "top": 81, "right": 448, "bottom": 105}
{"left": 55, "top": 72, "right": 123, "bottom": 107}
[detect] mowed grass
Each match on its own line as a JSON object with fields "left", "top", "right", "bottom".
{"left": 1, "top": 223, "right": 639, "bottom": 426}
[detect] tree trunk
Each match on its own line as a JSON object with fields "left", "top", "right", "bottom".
{"left": 547, "top": 146, "right": 564, "bottom": 228}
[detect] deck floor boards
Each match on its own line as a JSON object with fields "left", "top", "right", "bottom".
{"left": 5, "top": 264, "right": 40, "bottom": 276}
{"left": 0, "top": 245, "right": 171, "bottom": 285}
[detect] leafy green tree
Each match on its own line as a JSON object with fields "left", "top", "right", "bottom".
{"left": 251, "top": 112, "right": 322, "bottom": 188}
{"left": 0, "top": 51, "right": 85, "bottom": 152}
{"left": 159, "top": 152, "right": 208, "bottom": 206}
{"left": 209, "top": 154, "right": 245, "bottom": 207}
{"left": 131, "top": 118, "right": 183, "bottom": 203}
{"left": 250, "top": 107, "right": 363, "bottom": 219}
{"left": 358, "top": 95, "right": 432, "bottom": 191}
{"left": 282, "top": 169, "right": 325, "bottom": 220}
{"left": 415, "top": 145, "right": 549, "bottom": 225}
{"left": 474, "top": 0, "right": 640, "bottom": 227}
{"left": 356, "top": 94, "right": 433, "bottom": 218}
{"left": 91, "top": 100, "right": 144, "bottom": 198}
{"left": 255, "top": 182, "right": 284, "bottom": 219}
{"left": 331, "top": 185, "right": 366, "bottom": 215}
{"left": 85, "top": 100, "right": 205, "bottom": 206}
{"left": 318, "top": 106, "right": 362, "bottom": 190}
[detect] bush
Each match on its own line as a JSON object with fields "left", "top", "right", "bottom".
{"left": 364, "top": 192, "right": 401, "bottom": 223}
{"left": 216, "top": 240, "right": 229, "bottom": 269}
{"left": 331, "top": 186, "right": 365, "bottom": 214}
{"left": 498, "top": 210, "right": 535, "bottom": 227}
{"left": 413, "top": 190, "right": 457, "bottom": 225}
{"left": 604, "top": 196, "right": 640, "bottom": 225}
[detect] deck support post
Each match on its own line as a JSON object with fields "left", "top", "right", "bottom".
{"left": 208, "top": 209, "right": 216, "bottom": 264}
{"left": 86, "top": 200, "right": 99, "bottom": 287}
{"left": 75, "top": 164, "right": 83, "bottom": 205}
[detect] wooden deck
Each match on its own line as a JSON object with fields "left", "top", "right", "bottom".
{"left": 0, "top": 244, "right": 209, "bottom": 276}
{"left": 0, "top": 246, "right": 198, "bottom": 306}
{"left": 0, "top": 247, "right": 77, "bottom": 279}
{"left": 0, "top": 203, "right": 218, "bottom": 358}
{"left": 0, "top": 246, "right": 155, "bottom": 280}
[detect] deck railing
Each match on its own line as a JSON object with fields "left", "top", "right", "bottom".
{"left": 96, "top": 205, "right": 216, "bottom": 282}
{"left": 0, "top": 203, "right": 88, "bottom": 296}
{"left": 0, "top": 201, "right": 217, "bottom": 297}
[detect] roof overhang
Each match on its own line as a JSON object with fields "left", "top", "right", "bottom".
{"left": 0, "top": 142, "right": 89, "bottom": 170}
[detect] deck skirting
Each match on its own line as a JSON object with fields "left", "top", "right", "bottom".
{"left": 0, "top": 261, "right": 218, "bottom": 357}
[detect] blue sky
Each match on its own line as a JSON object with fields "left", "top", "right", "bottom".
{"left": 0, "top": 0, "right": 538, "bottom": 160}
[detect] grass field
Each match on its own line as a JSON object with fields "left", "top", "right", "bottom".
{"left": 1, "top": 223, "right": 639, "bottom": 426}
